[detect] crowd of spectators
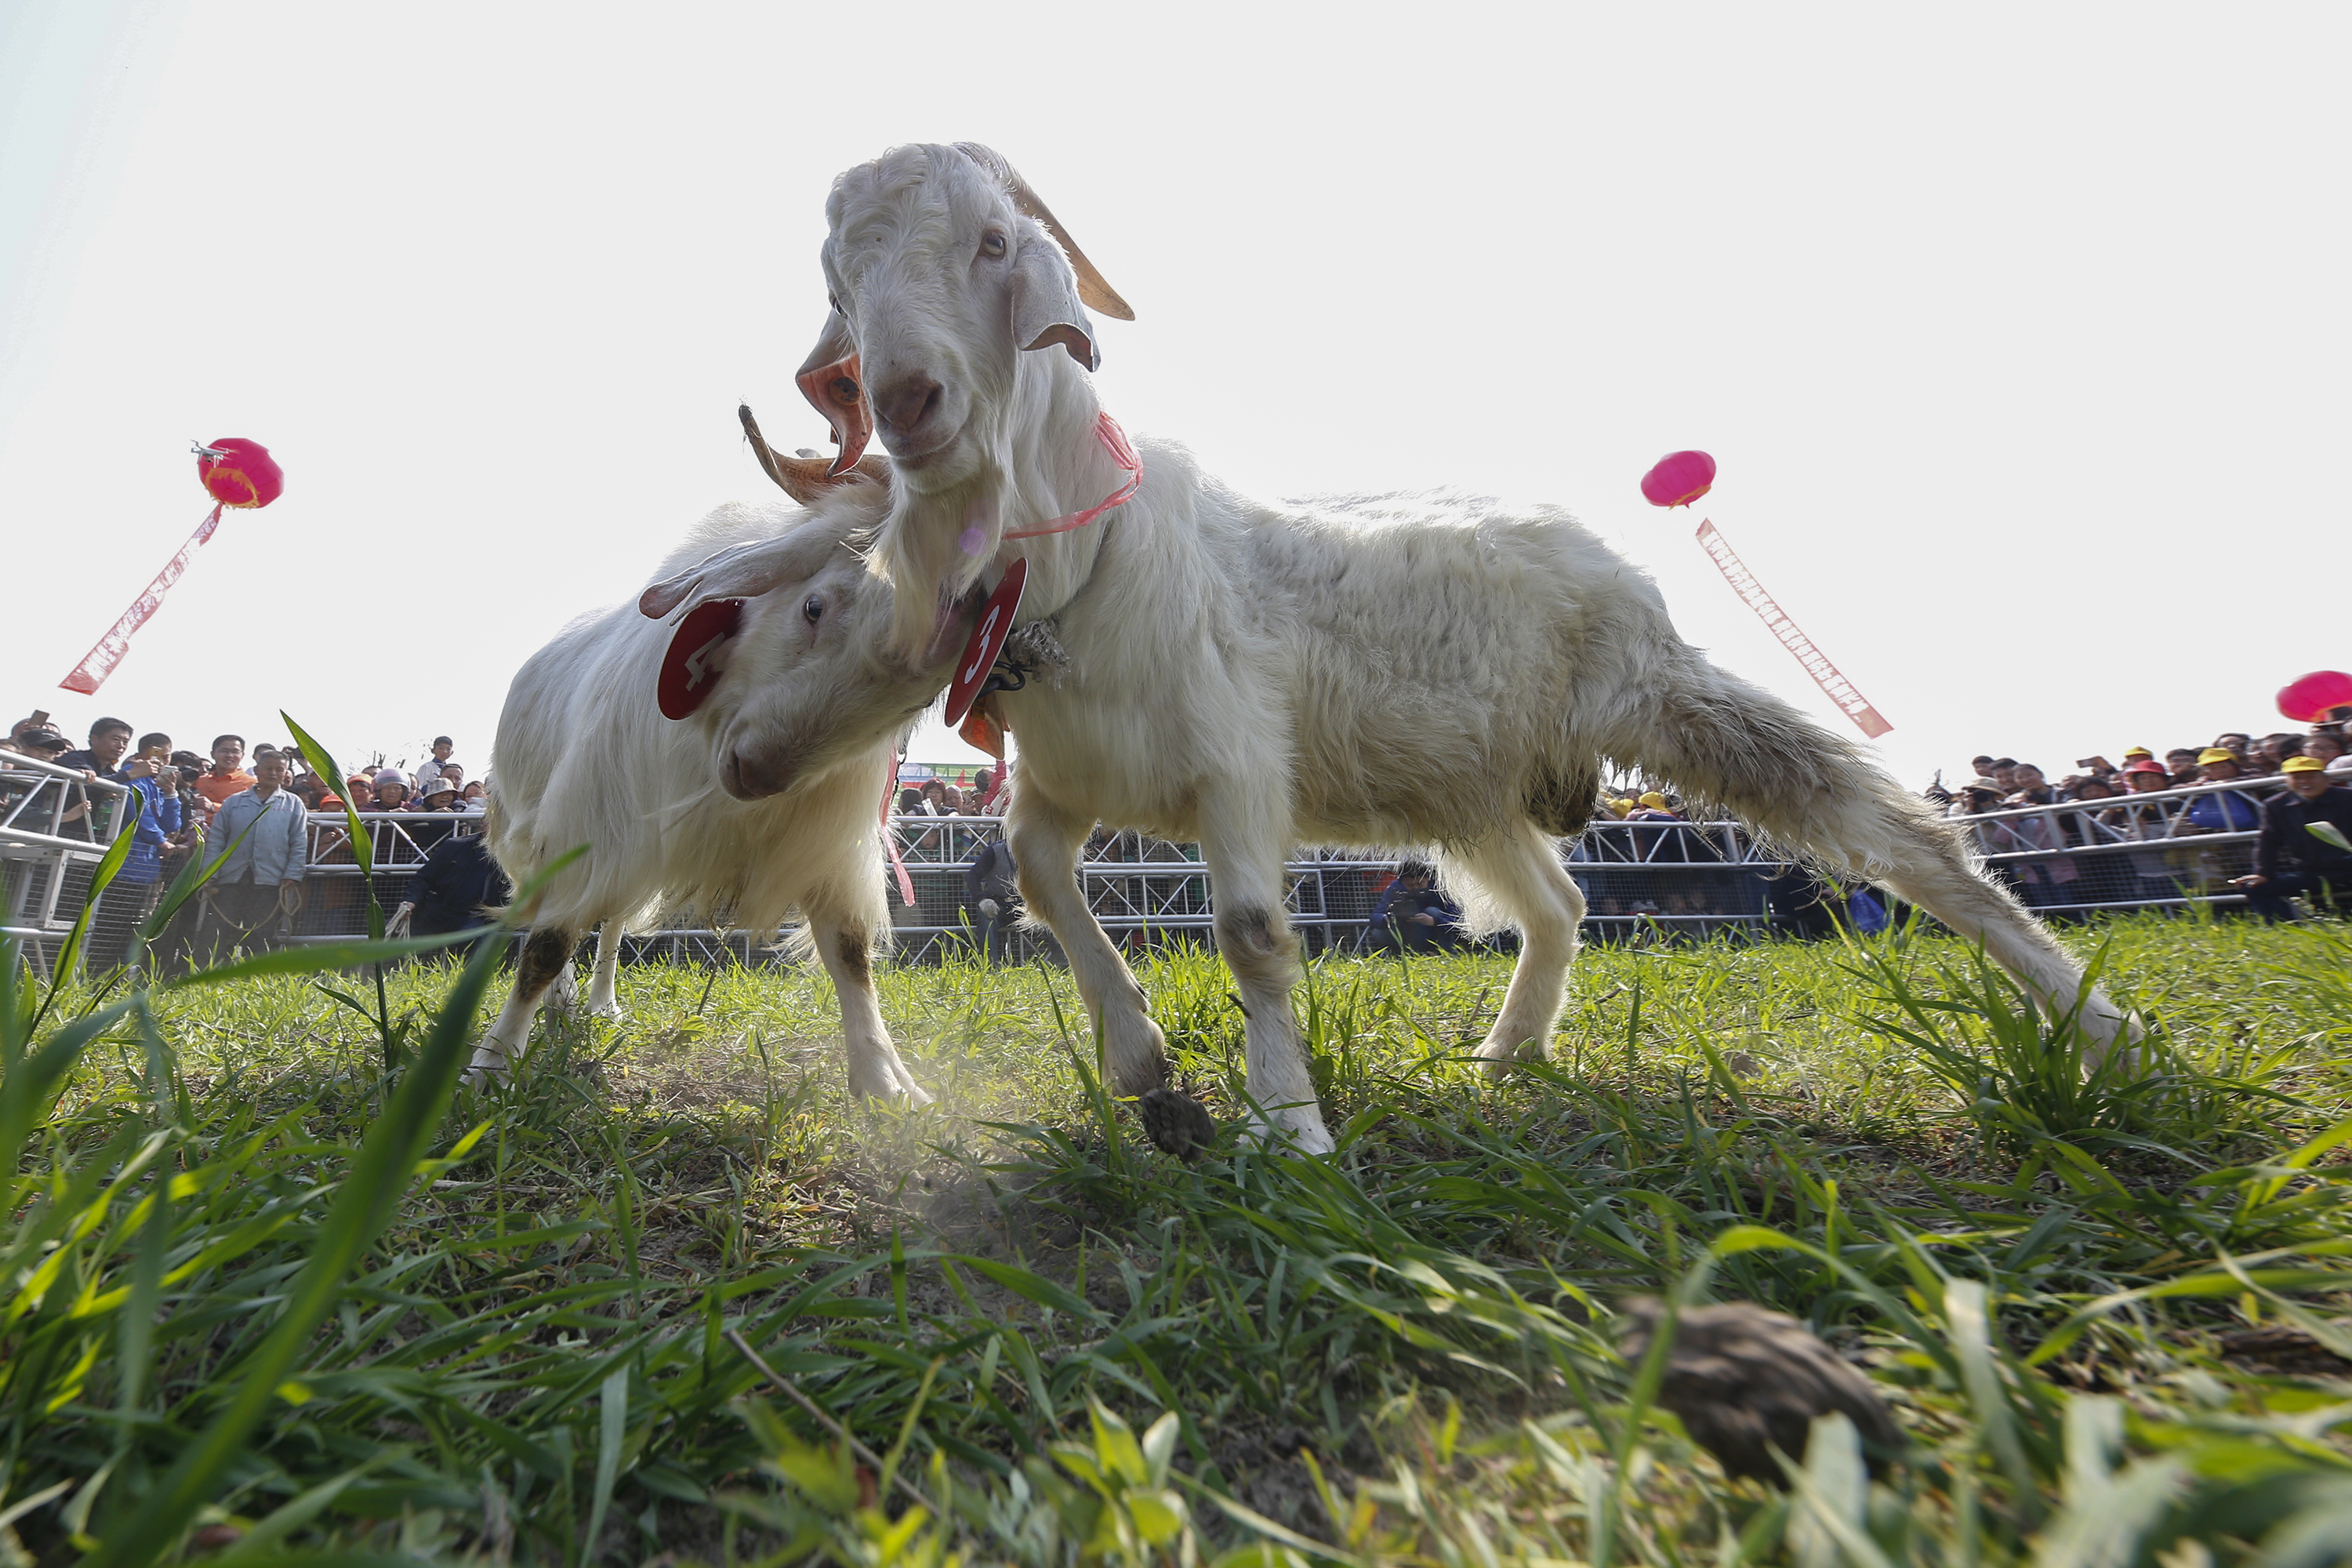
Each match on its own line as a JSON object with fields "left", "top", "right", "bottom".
{"left": 895, "top": 768, "right": 1005, "bottom": 820}
{"left": 1933, "top": 726, "right": 2350, "bottom": 814}
{"left": 13, "top": 698, "right": 2349, "bottom": 975}
{"left": 4, "top": 713, "right": 488, "bottom": 826}
{"left": 2, "top": 710, "right": 495, "bottom": 970}
{"left": 1932, "top": 722, "right": 2352, "bottom": 921}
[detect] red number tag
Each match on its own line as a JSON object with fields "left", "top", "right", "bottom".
{"left": 943, "top": 558, "right": 1026, "bottom": 725}
{"left": 658, "top": 598, "right": 744, "bottom": 720}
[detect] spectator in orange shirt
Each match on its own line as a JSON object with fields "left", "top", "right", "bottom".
{"left": 192, "top": 734, "right": 256, "bottom": 812}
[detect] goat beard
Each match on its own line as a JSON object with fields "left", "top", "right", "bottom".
{"left": 880, "top": 478, "right": 1004, "bottom": 659}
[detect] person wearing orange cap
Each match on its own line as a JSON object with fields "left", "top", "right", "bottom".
{"left": 2233, "top": 756, "right": 2352, "bottom": 920}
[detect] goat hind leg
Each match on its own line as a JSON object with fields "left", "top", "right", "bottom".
{"left": 1007, "top": 799, "right": 1169, "bottom": 1095}
{"left": 583, "top": 922, "right": 626, "bottom": 1018}
{"left": 1632, "top": 658, "right": 2136, "bottom": 1066}
{"left": 1443, "top": 824, "right": 1585, "bottom": 1072}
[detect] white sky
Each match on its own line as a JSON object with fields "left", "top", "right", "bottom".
{"left": 4, "top": 4, "right": 2344, "bottom": 792}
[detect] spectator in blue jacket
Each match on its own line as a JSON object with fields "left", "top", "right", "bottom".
{"left": 84, "top": 731, "right": 185, "bottom": 971}
{"left": 2179, "top": 747, "right": 2262, "bottom": 835}
{"left": 1370, "top": 862, "right": 1465, "bottom": 953}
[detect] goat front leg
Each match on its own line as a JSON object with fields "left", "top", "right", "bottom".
{"left": 1197, "top": 789, "right": 1334, "bottom": 1156}
{"left": 583, "top": 921, "right": 626, "bottom": 1019}
{"left": 471, "top": 925, "right": 573, "bottom": 1083}
{"left": 1007, "top": 797, "right": 1168, "bottom": 1095}
{"left": 807, "top": 902, "right": 930, "bottom": 1105}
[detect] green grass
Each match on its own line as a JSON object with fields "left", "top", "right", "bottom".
{"left": 5, "top": 912, "right": 2352, "bottom": 1566}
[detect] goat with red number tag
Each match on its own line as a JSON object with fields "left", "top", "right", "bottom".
{"left": 479, "top": 491, "right": 935, "bottom": 1104}
{"left": 640, "top": 143, "right": 2140, "bottom": 1153}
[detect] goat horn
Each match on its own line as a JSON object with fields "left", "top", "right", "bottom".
{"left": 739, "top": 404, "right": 891, "bottom": 503}
{"left": 953, "top": 142, "right": 1134, "bottom": 322}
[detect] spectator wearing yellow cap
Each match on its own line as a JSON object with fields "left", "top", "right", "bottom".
{"left": 2179, "top": 747, "right": 2262, "bottom": 835}
{"left": 2232, "top": 756, "right": 2352, "bottom": 920}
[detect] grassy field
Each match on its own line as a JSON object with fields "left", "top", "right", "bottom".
{"left": 5, "top": 911, "right": 2352, "bottom": 1567}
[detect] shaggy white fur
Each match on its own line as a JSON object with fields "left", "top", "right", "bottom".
{"left": 476, "top": 498, "right": 929, "bottom": 1104}
{"left": 647, "top": 143, "right": 2136, "bottom": 1153}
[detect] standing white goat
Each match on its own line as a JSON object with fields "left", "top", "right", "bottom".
{"left": 477, "top": 482, "right": 934, "bottom": 1103}
{"left": 642, "top": 143, "right": 2136, "bottom": 1153}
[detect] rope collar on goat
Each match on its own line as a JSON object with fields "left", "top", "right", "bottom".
{"left": 999, "top": 411, "right": 1141, "bottom": 540}
{"left": 944, "top": 411, "right": 1139, "bottom": 752}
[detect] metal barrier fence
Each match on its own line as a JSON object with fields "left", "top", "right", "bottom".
{"left": 1948, "top": 776, "right": 2289, "bottom": 917}
{"left": 1, "top": 755, "right": 131, "bottom": 975}
{"left": 9, "top": 773, "right": 2310, "bottom": 973}
{"left": 274, "top": 811, "right": 1804, "bottom": 960}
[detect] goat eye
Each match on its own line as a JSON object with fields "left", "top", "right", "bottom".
{"left": 803, "top": 595, "right": 823, "bottom": 624}
{"left": 980, "top": 231, "right": 1007, "bottom": 259}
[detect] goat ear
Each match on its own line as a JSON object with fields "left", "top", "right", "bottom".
{"left": 1011, "top": 240, "right": 1099, "bottom": 371}
{"left": 793, "top": 313, "right": 873, "bottom": 475}
{"left": 739, "top": 403, "right": 892, "bottom": 503}
{"left": 638, "top": 524, "right": 843, "bottom": 619}
{"left": 953, "top": 142, "right": 1134, "bottom": 321}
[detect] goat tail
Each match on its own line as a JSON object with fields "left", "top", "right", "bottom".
{"left": 1617, "top": 652, "right": 2138, "bottom": 1065}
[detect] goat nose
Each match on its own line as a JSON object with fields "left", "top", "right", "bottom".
{"left": 874, "top": 374, "right": 943, "bottom": 434}
{"left": 721, "top": 746, "right": 796, "bottom": 801}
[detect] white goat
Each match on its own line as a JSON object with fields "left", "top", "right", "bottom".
{"left": 477, "top": 485, "right": 933, "bottom": 1103}
{"left": 641, "top": 143, "right": 2136, "bottom": 1154}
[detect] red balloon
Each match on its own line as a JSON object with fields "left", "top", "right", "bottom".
{"left": 2277, "top": 670, "right": 2352, "bottom": 722}
{"left": 1641, "top": 449, "right": 1715, "bottom": 508}
{"left": 198, "top": 437, "right": 284, "bottom": 509}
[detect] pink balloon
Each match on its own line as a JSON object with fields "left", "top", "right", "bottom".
{"left": 1641, "top": 450, "right": 1716, "bottom": 508}
{"left": 2277, "top": 670, "right": 2352, "bottom": 722}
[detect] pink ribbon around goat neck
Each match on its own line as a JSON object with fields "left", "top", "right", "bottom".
{"left": 1000, "top": 412, "right": 1141, "bottom": 539}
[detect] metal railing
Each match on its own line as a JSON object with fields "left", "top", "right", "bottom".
{"left": 1, "top": 755, "right": 132, "bottom": 971}
{"left": 49, "top": 774, "right": 2311, "bottom": 971}
{"left": 1943, "top": 776, "right": 2290, "bottom": 916}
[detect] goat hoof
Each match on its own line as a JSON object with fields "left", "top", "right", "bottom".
{"left": 849, "top": 1060, "right": 934, "bottom": 1108}
{"left": 463, "top": 1048, "right": 514, "bottom": 1090}
{"left": 1241, "top": 1108, "right": 1336, "bottom": 1159}
{"left": 1472, "top": 1033, "right": 1542, "bottom": 1075}
{"left": 1138, "top": 1089, "right": 1217, "bottom": 1162}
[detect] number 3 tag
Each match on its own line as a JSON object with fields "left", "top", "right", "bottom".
{"left": 943, "top": 558, "right": 1027, "bottom": 725}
